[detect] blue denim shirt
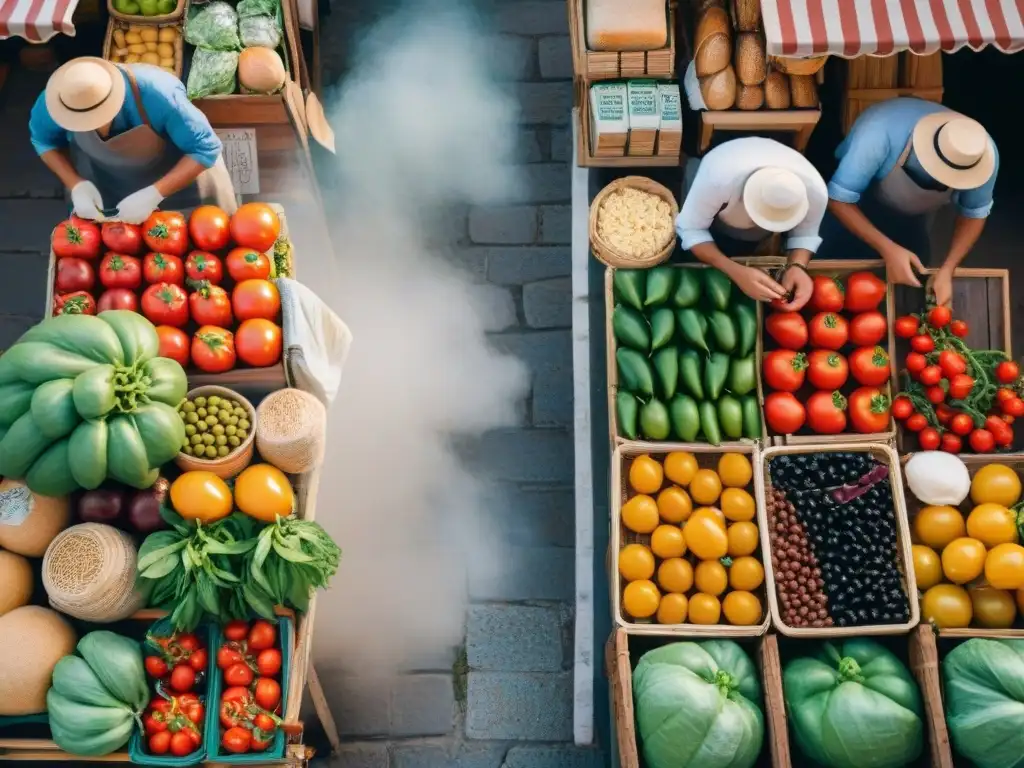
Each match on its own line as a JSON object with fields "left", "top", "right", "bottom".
{"left": 30, "top": 64, "right": 222, "bottom": 168}
{"left": 829, "top": 98, "right": 998, "bottom": 219}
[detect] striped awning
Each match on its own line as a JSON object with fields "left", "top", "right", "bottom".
{"left": 0, "top": 0, "right": 78, "bottom": 42}
{"left": 762, "top": 0, "right": 1024, "bottom": 58}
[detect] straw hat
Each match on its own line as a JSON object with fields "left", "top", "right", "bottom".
{"left": 45, "top": 57, "right": 125, "bottom": 133}
{"left": 912, "top": 111, "right": 996, "bottom": 190}
{"left": 742, "top": 167, "right": 809, "bottom": 233}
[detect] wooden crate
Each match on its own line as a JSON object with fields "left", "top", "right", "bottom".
{"left": 842, "top": 52, "right": 943, "bottom": 135}
{"left": 104, "top": 18, "right": 184, "bottom": 79}
{"left": 569, "top": 0, "right": 677, "bottom": 81}
{"left": 607, "top": 628, "right": 788, "bottom": 768}
{"left": 575, "top": 80, "right": 683, "bottom": 168}
{"left": 697, "top": 109, "right": 822, "bottom": 155}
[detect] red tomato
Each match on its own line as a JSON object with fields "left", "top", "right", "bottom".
{"left": 145, "top": 656, "right": 168, "bottom": 678}
{"left": 938, "top": 350, "right": 967, "bottom": 378}
{"left": 226, "top": 247, "right": 272, "bottom": 282}
{"left": 806, "top": 350, "right": 848, "bottom": 390}
{"left": 170, "top": 663, "right": 195, "bottom": 693}
{"left": 236, "top": 319, "right": 282, "bottom": 367}
{"left": 225, "top": 663, "right": 254, "bottom": 687}
{"left": 910, "top": 334, "right": 935, "bottom": 353}
{"left": 189, "top": 205, "right": 231, "bottom": 252}
{"left": 763, "top": 350, "right": 807, "bottom": 392}
{"left": 170, "top": 731, "right": 195, "bottom": 757}
{"left": 969, "top": 428, "right": 996, "bottom": 453}
{"left": 849, "top": 346, "right": 891, "bottom": 386}
{"left": 918, "top": 427, "right": 941, "bottom": 450}
{"left": 176, "top": 693, "right": 205, "bottom": 724}
{"left": 950, "top": 413, "right": 974, "bottom": 436}
{"left": 149, "top": 731, "right": 172, "bottom": 755}
{"left": 905, "top": 352, "right": 927, "bottom": 376}
{"left": 808, "top": 312, "right": 849, "bottom": 350}
{"left": 222, "top": 727, "right": 252, "bottom": 754}
{"left": 950, "top": 320, "right": 969, "bottom": 338}
{"left": 1003, "top": 397, "right": 1024, "bottom": 418}
{"left": 254, "top": 678, "right": 281, "bottom": 711}
{"left": 251, "top": 735, "right": 273, "bottom": 753}
{"left": 894, "top": 316, "right": 919, "bottom": 338}
{"left": 101, "top": 221, "right": 143, "bottom": 255}
{"left": 926, "top": 385, "right": 945, "bottom": 405}
{"left": 98, "top": 288, "right": 138, "bottom": 313}
{"left": 217, "top": 646, "right": 245, "bottom": 670}
{"left": 192, "top": 326, "right": 236, "bottom": 373}
{"left": 986, "top": 415, "right": 1015, "bottom": 447}
{"left": 806, "top": 390, "right": 847, "bottom": 435}
{"left": 220, "top": 692, "right": 252, "bottom": 730}
{"left": 143, "top": 253, "right": 184, "bottom": 285}
{"left": 919, "top": 366, "right": 942, "bottom": 387}
{"left": 233, "top": 279, "right": 281, "bottom": 321}
{"left": 844, "top": 271, "right": 886, "bottom": 313}
{"left": 175, "top": 633, "right": 200, "bottom": 653}
{"left": 248, "top": 620, "right": 277, "bottom": 651}
{"left": 906, "top": 413, "right": 928, "bottom": 432}
{"left": 156, "top": 326, "right": 190, "bottom": 366}
{"left": 185, "top": 251, "right": 224, "bottom": 285}
{"left": 53, "top": 291, "right": 96, "bottom": 316}
{"left": 256, "top": 649, "right": 282, "bottom": 677}
{"left": 941, "top": 433, "right": 962, "bottom": 453}
{"left": 143, "top": 211, "right": 188, "bottom": 256}
{"left": 848, "top": 311, "right": 887, "bottom": 346}
{"left": 927, "top": 306, "right": 952, "bottom": 329}
{"left": 948, "top": 374, "right": 975, "bottom": 400}
{"left": 253, "top": 713, "right": 276, "bottom": 733}
{"left": 99, "top": 253, "right": 142, "bottom": 290}
{"left": 809, "top": 275, "right": 845, "bottom": 313}
{"left": 998, "top": 388, "right": 1017, "bottom": 403}
{"left": 1006, "top": 415, "right": 1016, "bottom": 425}
{"left": 996, "top": 361, "right": 1020, "bottom": 384}
{"left": 189, "top": 648, "right": 208, "bottom": 672}
{"left": 189, "top": 283, "right": 233, "bottom": 327}
{"left": 891, "top": 396, "right": 913, "bottom": 421}
{"left": 55, "top": 257, "right": 95, "bottom": 293}
{"left": 936, "top": 403, "right": 954, "bottom": 425}
{"left": 230, "top": 203, "right": 281, "bottom": 252}
{"left": 224, "top": 620, "right": 249, "bottom": 642}
{"left": 765, "top": 312, "right": 808, "bottom": 350}
{"left": 52, "top": 216, "right": 101, "bottom": 260}
{"left": 848, "top": 386, "right": 891, "bottom": 434}
{"left": 142, "top": 283, "right": 189, "bottom": 327}
{"left": 764, "top": 392, "right": 806, "bottom": 434}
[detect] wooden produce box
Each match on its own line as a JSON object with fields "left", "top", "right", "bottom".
{"left": 568, "top": 0, "right": 676, "bottom": 81}
{"left": 107, "top": 0, "right": 184, "bottom": 23}
{"left": 607, "top": 628, "right": 788, "bottom": 768}
{"left": 104, "top": 18, "right": 184, "bottom": 79}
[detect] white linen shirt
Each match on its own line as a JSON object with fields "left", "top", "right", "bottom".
{"left": 675, "top": 137, "right": 829, "bottom": 253}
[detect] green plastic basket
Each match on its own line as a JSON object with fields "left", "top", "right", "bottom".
{"left": 204, "top": 616, "right": 293, "bottom": 763}
{"left": 127, "top": 618, "right": 218, "bottom": 767}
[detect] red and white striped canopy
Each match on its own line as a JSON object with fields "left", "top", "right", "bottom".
{"left": 0, "top": 0, "right": 78, "bottom": 42}
{"left": 762, "top": 0, "right": 1024, "bottom": 58}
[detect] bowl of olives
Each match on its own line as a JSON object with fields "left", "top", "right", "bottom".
{"left": 175, "top": 385, "right": 257, "bottom": 479}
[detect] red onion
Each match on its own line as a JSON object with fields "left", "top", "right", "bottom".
{"left": 78, "top": 489, "right": 125, "bottom": 524}
{"left": 128, "top": 478, "right": 170, "bottom": 534}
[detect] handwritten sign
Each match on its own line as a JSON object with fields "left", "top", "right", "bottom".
{"left": 216, "top": 128, "right": 260, "bottom": 196}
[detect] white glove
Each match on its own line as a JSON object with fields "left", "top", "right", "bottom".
{"left": 115, "top": 185, "right": 165, "bottom": 225}
{"left": 70, "top": 180, "right": 105, "bottom": 220}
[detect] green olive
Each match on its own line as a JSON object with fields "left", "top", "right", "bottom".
{"left": 237, "top": 430, "right": 248, "bottom": 440}
{"left": 211, "top": 424, "right": 224, "bottom": 435}
{"left": 196, "top": 421, "right": 208, "bottom": 433}
{"left": 194, "top": 396, "right": 207, "bottom": 407}
{"left": 214, "top": 435, "right": 226, "bottom": 446}
{"left": 197, "top": 407, "right": 207, "bottom": 418}
{"left": 225, "top": 425, "right": 237, "bottom": 436}
{"left": 228, "top": 416, "right": 239, "bottom": 426}
{"left": 238, "top": 419, "right": 250, "bottom": 431}
{"left": 190, "top": 434, "right": 203, "bottom": 445}
{"left": 207, "top": 416, "right": 219, "bottom": 426}
{"left": 216, "top": 446, "right": 228, "bottom": 457}
{"left": 185, "top": 424, "right": 197, "bottom": 436}
{"left": 228, "top": 435, "right": 240, "bottom": 447}
{"left": 208, "top": 395, "right": 221, "bottom": 406}
{"left": 202, "top": 433, "right": 215, "bottom": 445}
{"left": 182, "top": 401, "right": 196, "bottom": 412}
{"left": 182, "top": 445, "right": 193, "bottom": 455}
{"left": 186, "top": 412, "right": 199, "bottom": 424}
{"left": 203, "top": 445, "right": 216, "bottom": 458}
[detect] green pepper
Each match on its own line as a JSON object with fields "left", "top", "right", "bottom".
{"left": 652, "top": 347, "right": 679, "bottom": 400}
{"left": 707, "top": 311, "right": 737, "bottom": 353}
{"left": 644, "top": 267, "right": 676, "bottom": 307}
{"left": 671, "top": 269, "right": 701, "bottom": 308}
{"left": 698, "top": 400, "right": 722, "bottom": 446}
{"left": 0, "top": 411, "right": 52, "bottom": 478}
{"left": 741, "top": 395, "right": 763, "bottom": 440}
{"left": 132, "top": 402, "right": 187, "bottom": 467}
{"left": 0, "top": 380, "right": 36, "bottom": 427}
{"left": 669, "top": 395, "right": 700, "bottom": 442}
{"left": 640, "top": 398, "right": 671, "bottom": 440}
{"left": 702, "top": 268, "right": 733, "bottom": 311}
{"left": 31, "top": 378, "right": 80, "bottom": 440}
{"left": 99, "top": 310, "right": 160, "bottom": 365}
{"left": 140, "top": 358, "right": 188, "bottom": 408}
{"left": 72, "top": 364, "right": 117, "bottom": 420}
{"left": 616, "top": 391, "right": 639, "bottom": 440}
{"left": 4, "top": 342, "right": 97, "bottom": 385}
{"left": 679, "top": 350, "right": 704, "bottom": 399}
{"left": 676, "top": 309, "right": 709, "bottom": 353}
{"left": 613, "top": 269, "right": 645, "bottom": 310}
{"left": 25, "top": 438, "right": 78, "bottom": 497}
{"left": 649, "top": 308, "right": 675, "bottom": 351}
{"left": 728, "top": 355, "right": 756, "bottom": 396}
{"left": 717, "top": 395, "right": 743, "bottom": 440}
{"left": 19, "top": 314, "right": 124, "bottom": 365}
{"left": 733, "top": 302, "right": 757, "bottom": 357}
{"left": 106, "top": 414, "right": 159, "bottom": 489}
{"left": 703, "top": 353, "right": 731, "bottom": 401}
{"left": 612, "top": 305, "right": 651, "bottom": 352}
{"left": 68, "top": 419, "right": 108, "bottom": 490}
{"left": 616, "top": 348, "right": 654, "bottom": 396}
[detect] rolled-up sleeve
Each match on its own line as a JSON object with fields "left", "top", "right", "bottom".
{"left": 142, "top": 72, "right": 222, "bottom": 168}
{"left": 828, "top": 127, "right": 889, "bottom": 205}
{"left": 785, "top": 175, "right": 827, "bottom": 253}
{"left": 954, "top": 140, "right": 999, "bottom": 219}
{"left": 676, "top": 161, "right": 725, "bottom": 251}
{"left": 29, "top": 91, "right": 70, "bottom": 155}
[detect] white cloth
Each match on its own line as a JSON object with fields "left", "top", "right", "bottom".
{"left": 277, "top": 277, "right": 352, "bottom": 408}
{"left": 71, "top": 180, "right": 105, "bottom": 220}
{"left": 675, "top": 136, "right": 828, "bottom": 253}
{"left": 115, "top": 184, "right": 165, "bottom": 224}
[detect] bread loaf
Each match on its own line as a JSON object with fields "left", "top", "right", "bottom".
{"left": 700, "top": 66, "right": 737, "bottom": 110}
{"left": 764, "top": 70, "right": 791, "bottom": 109}
{"left": 735, "top": 84, "right": 764, "bottom": 110}
{"left": 694, "top": 7, "right": 732, "bottom": 76}
{"left": 731, "top": 0, "right": 760, "bottom": 31}
{"left": 586, "top": 0, "right": 669, "bottom": 51}
{"left": 735, "top": 32, "right": 766, "bottom": 85}
{"left": 790, "top": 74, "right": 819, "bottom": 107}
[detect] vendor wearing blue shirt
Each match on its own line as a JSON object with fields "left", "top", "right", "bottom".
{"left": 819, "top": 97, "right": 998, "bottom": 308}
{"left": 30, "top": 57, "right": 236, "bottom": 224}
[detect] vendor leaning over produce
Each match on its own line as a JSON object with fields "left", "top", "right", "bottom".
{"left": 818, "top": 97, "right": 998, "bottom": 308}
{"left": 676, "top": 136, "right": 827, "bottom": 310}
{"left": 30, "top": 57, "right": 237, "bottom": 226}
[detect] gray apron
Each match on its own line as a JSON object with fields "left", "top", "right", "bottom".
{"left": 70, "top": 66, "right": 237, "bottom": 214}
{"left": 874, "top": 141, "right": 952, "bottom": 218}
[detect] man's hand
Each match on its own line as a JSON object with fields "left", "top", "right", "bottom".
{"left": 728, "top": 264, "right": 788, "bottom": 303}
{"left": 775, "top": 265, "right": 814, "bottom": 311}
{"left": 880, "top": 242, "right": 926, "bottom": 287}
{"left": 927, "top": 266, "right": 955, "bottom": 308}
{"left": 70, "top": 181, "right": 105, "bottom": 220}
{"left": 115, "top": 185, "right": 164, "bottom": 225}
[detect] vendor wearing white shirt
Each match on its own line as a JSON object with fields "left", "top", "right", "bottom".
{"left": 819, "top": 98, "right": 998, "bottom": 307}
{"left": 677, "top": 137, "right": 827, "bottom": 309}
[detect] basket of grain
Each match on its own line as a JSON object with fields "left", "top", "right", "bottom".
{"left": 769, "top": 54, "right": 828, "bottom": 76}
{"left": 255, "top": 388, "right": 327, "bottom": 475}
{"left": 42, "top": 523, "right": 145, "bottom": 622}
{"left": 693, "top": 6, "right": 732, "bottom": 77}
{"left": 589, "top": 177, "right": 678, "bottom": 269}
{"left": 175, "top": 385, "right": 256, "bottom": 479}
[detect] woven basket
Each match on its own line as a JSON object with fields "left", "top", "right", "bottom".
{"left": 42, "top": 523, "right": 145, "bottom": 622}
{"left": 175, "top": 385, "right": 256, "bottom": 480}
{"left": 255, "top": 388, "right": 326, "bottom": 475}
{"left": 589, "top": 177, "right": 678, "bottom": 269}
{"left": 769, "top": 54, "right": 827, "bottom": 76}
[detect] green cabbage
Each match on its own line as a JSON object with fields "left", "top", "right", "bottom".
{"left": 185, "top": 0, "right": 241, "bottom": 51}
{"left": 187, "top": 48, "right": 239, "bottom": 100}
{"left": 784, "top": 639, "right": 923, "bottom": 768}
{"left": 633, "top": 641, "right": 763, "bottom": 768}
{"left": 943, "top": 638, "right": 1024, "bottom": 768}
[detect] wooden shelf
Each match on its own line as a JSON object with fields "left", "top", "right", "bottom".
{"left": 698, "top": 109, "right": 822, "bottom": 154}
{"left": 574, "top": 80, "right": 682, "bottom": 168}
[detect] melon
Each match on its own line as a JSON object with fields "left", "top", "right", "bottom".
{"left": 238, "top": 46, "right": 286, "bottom": 94}
{"left": 0, "top": 606, "right": 77, "bottom": 715}
{"left": 0, "top": 550, "right": 32, "bottom": 617}
{"left": 0, "top": 478, "right": 69, "bottom": 557}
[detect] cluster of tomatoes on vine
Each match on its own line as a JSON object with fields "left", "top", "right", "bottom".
{"left": 141, "top": 630, "right": 209, "bottom": 756}
{"left": 217, "top": 619, "right": 285, "bottom": 754}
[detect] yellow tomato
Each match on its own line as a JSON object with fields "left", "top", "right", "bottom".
{"left": 170, "top": 471, "right": 233, "bottom": 522}
{"left": 651, "top": 525, "right": 686, "bottom": 559}
{"left": 914, "top": 505, "right": 967, "bottom": 549}
{"left": 629, "top": 455, "right": 664, "bottom": 494}
{"left": 689, "top": 469, "right": 723, "bottom": 506}
{"left": 722, "top": 591, "right": 762, "bottom": 626}
{"left": 688, "top": 593, "right": 721, "bottom": 624}
{"left": 721, "top": 488, "right": 756, "bottom": 522}
{"left": 941, "top": 537, "right": 987, "bottom": 584}
{"left": 971, "top": 464, "right": 1022, "bottom": 507}
{"left": 663, "top": 452, "right": 699, "bottom": 486}
{"left": 985, "top": 543, "right": 1024, "bottom": 589}
{"left": 911, "top": 545, "right": 943, "bottom": 591}
{"left": 969, "top": 587, "right": 1017, "bottom": 629}
{"left": 921, "top": 584, "right": 972, "bottom": 628}
{"left": 657, "top": 557, "right": 694, "bottom": 593}
{"left": 621, "top": 495, "right": 659, "bottom": 534}
{"left": 966, "top": 503, "right": 1019, "bottom": 547}
{"left": 618, "top": 544, "right": 655, "bottom": 582}
{"left": 234, "top": 463, "right": 295, "bottom": 523}
{"left": 717, "top": 453, "right": 752, "bottom": 488}
{"left": 656, "top": 593, "right": 688, "bottom": 624}
{"left": 685, "top": 515, "right": 729, "bottom": 560}
{"left": 694, "top": 560, "right": 728, "bottom": 596}
{"left": 692, "top": 507, "right": 726, "bottom": 528}
{"left": 657, "top": 486, "right": 693, "bottom": 523}
{"left": 729, "top": 556, "right": 764, "bottom": 591}
{"left": 623, "top": 580, "right": 660, "bottom": 618}
{"left": 727, "top": 522, "right": 760, "bottom": 557}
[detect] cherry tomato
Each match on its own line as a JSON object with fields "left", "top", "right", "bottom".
{"left": 948, "top": 374, "right": 975, "bottom": 400}
{"left": 145, "top": 656, "right": 168, "bottom": 678}
{"left": 918, "top": 427, "right": 941, "bottom": 450}
{"left": 938, "top": 350, "right": 967, "bottom": 378}
{"left": 143, "top": 712, "right": 167, "bottom": 735}
{"left": 894, "top": 315, "right": 919, "bottom": 338}
{"left": 176, "top": 693, "right": 204, "bottom": 725}
{"left": 996, "top": 361, "right": 1020, "bottom": 384}
{"left": 927, "top": 306, "right": 952, "bottom": 329}
{"left": 950, "top": 413, "right": 974, "bottom": 436}
{"left": 224, "top": 662, "right": 255, "bottom": 687}
{"left": 1003, "top": 397, "right": 1024, "bottom": 418}
{"left": 941, "top": 433, "right": 962, "bottom": 453}
{"left": 910, "top": 334, "right": 935, "bottom": 353}
{"left": 170, "top": 731, "right": 195, "bottom": 757}
{"left": 950, "top": 320, "right": 969, "bottom": 338}
{"left": 997, "top": 388, "right": 1016, "bottom": 403}
{"left": 170, "top": 663, "right": 196, "bottom": 692}
{"left": 254, "top": 677, "right": 282, "bottom": 711}
{"left": 969, "top": 428, "right": 996, "bottom": 453}
{"left": 891, "top": 396, "right": 913, "bottom": 421}
{"left": 189, "top": 648, "right": 208, "bottom": 672}
{"left": 253, "top": 713, "right": 276, "bottom": 733}
{"left": 149, "top": 731, "right": 172, "bottom": 755}
{"left": 986, "top": 415, "right": 1015, "bottom": 447}
{"left": 176, "top": 634, "right": 200, "bottom": 652}
{"left": 217, "top": 645, "right": 245, "bottom": 670}
{"left": 220, "top": 687, "right": 254, "bottom": 729}
{"left": 251, "top": 735, "right": 273, "bottom": 752}
{"left": 1005, "top": 415, "right": 1016, "bottom": 425}
{"left": 256, "top": 649, "right": 282, "bottom": 677}
{"left": 224, "top": 620, "right": 249, "bottom": 642}
{"left": 223, "top": 727, "right": 252, "bottom": 754}
{"left": 248, "top": 620, "right": 277, "bottom": 651}
{"left": 926, "top": 385, "right": 946, "bottom": 405}
{"left": 906, "top": 413, "right": 928, "bottom": 432}
{"left": 919, "top": 365, "right": 942, "bottom": 386}
{"left": 905, "top": 352, "right": 927, "bottom": 376}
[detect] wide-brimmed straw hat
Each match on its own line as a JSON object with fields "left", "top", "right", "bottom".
{"left": 742, "top": 167, "right": 809, "bottom": 233}
{"left": 45, "top": 57, "right": 125, "bottom": 133}
{"left": 912, "top": 111, "right": 996, "bottom": 190}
